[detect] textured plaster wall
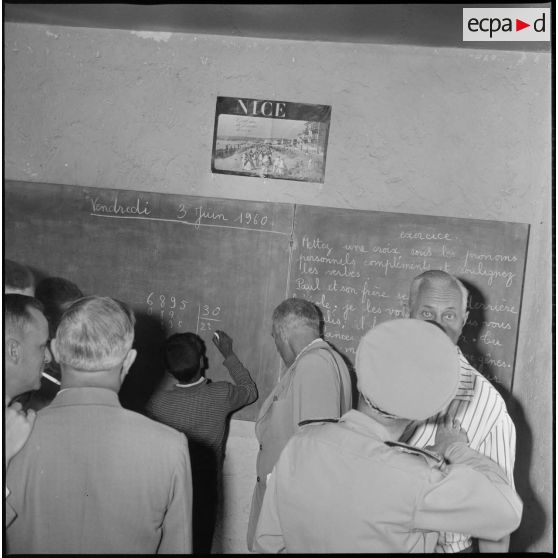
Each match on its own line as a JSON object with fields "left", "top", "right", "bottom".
{"left": 4, "top": 22, "right": 552, "bottom": 552}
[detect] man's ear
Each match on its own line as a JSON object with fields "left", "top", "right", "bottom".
{"left": 6, "top": 338, "right": 21, "bottom": 364}
{"left": 120, "top": 348, "right": 137, "bottom": 381}
{"left": 50, "top": 338, "right": 60, "bottom": 363}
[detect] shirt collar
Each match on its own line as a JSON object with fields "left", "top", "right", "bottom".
{"left": 50, "top": 387, "right": 121, "bottom": 408}
{"left": 175, "top": 377, "right": 206, "bottom": 388}
{"left": 280, "top": 338, "right": 326, "bottom": 380}
{"left": 293, "top": 338, "right": 325, "bottom": 364}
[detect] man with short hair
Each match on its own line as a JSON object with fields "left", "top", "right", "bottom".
{"left": 247, "top": 297, "right": 353, "bottom": 549}
{"left": 4, "top": 294, "right": 52, "bottom": 527}
{"left": 5, "top": 294, "right": 52, "bottom": 403}
{"left": 20, "top": 276, "right": 85, "bottom": 411}
{"left": 403, "top": 269, "right": 517, "bottom": 553}
{"left": 4, "top": 259, "right": 35, "bottom": 296}
{"left": 6, "top": 296, "right": 192, "bottom": 554}
{"left": 146, "top": 330, "right": 257, "bottom": 553}
{"left": 254, "top": 319, "right": 522, "bottom": 553}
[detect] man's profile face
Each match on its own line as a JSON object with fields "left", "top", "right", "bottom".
{"left": 409, "top": 282, "right": 468, "bottom": 345}
{"left": 19, "top": 307, "right": 52, "bottom": 392}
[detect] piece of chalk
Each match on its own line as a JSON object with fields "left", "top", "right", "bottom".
{"left": 42, "top": 372, "right": 61, "bottom": 386}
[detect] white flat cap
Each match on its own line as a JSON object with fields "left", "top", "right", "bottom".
{"left": 355, "top": 319, "right": 460, "bottom": 420}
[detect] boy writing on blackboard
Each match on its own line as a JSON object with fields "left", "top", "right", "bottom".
{"left": 146, "top": 330, "right": 257, "bottom": 554}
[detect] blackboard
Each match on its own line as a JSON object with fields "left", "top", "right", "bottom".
{"left": 5, "top": 181, "right": 292, "bottom": 419}
{"left": 289, "top": 204, "right": 529, "bottom": 394}
{"left": 5, "top": 181, "right": 529, "bottom": 419}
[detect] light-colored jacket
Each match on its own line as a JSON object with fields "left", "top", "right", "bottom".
{"left": 247, "top": 338, "right": 352, "bottom": 548}
{"left": 254, "top": 410, "right": 523, "bottom": 553}
{"left": 6, "top": 387, "right": 192, "bottom": 554}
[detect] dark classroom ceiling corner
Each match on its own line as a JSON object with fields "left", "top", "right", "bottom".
{"left": 3, "top": 3, "right": 551, "bottom": 52}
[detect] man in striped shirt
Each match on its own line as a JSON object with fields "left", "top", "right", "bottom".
{"left": 402, "top": 270, "right": 516, "bottom": 553}
{"left": 145, "top": 330, "right": 258, "bottom": 554}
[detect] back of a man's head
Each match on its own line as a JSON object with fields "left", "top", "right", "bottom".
{"left": 5, "top": 260, "right": 35, "bottom": 296}
{"left": 164, "top": 333, "right": 205, "bottom": 383}
{"left": 272, "top": 298, "right": 321, "bottom": 337}
{"left": 54, "top": 296, "right": 135, "bottom": 371}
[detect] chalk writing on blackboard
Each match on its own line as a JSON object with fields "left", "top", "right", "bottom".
{"left": 290, "top": 204, "right": 529, "bottom": 391}
{"left": 145, "top": 292, "right": 223, "bottom": 334}
{"left": 5, "top": 181, "right": 528, "bottom": 412}
{"left": 293, "top": 233, "right": 522, "bottom": 352}
{"left": 90, "top": 193, "right": 287, "bottom": 236}
{"left": 91, "top": 196, "right": 152, "bottom": 216}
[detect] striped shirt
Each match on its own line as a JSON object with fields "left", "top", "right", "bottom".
{"left": 402, "top": 349, "right": 516, "bottom": 553}
{"left": 145, "top": 354, "right": 258, "bottom": 472}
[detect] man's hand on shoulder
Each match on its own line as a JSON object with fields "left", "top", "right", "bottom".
{"left": 426, "top": 417, "right": 469, "bottom": 456}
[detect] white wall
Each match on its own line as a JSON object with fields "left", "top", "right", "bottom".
{"left": 4, "top": 22, "right": 552, "bottom": 552}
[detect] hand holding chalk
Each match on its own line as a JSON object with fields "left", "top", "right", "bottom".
{"left": 212, "top": 330, "right": 233, "bottom": 359}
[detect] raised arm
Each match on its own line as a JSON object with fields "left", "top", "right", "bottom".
{"left": 212, "top": 330, "right": 258, "bottom": 410}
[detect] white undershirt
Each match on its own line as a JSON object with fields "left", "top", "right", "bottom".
{"left": 175, "top": 377, "right": 206, "bottom": 388}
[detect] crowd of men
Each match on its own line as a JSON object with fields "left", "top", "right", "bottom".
{"left": 4, "top": 259, "right": 522, "bottom": 554}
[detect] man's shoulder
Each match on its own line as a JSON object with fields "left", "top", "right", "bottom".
{"left": 24, "top": 403, "right": 187, "bottom": 463}
{"left": 384, "top": 440, "right": 446, "bottom": 469}
{"left": 459, "top": 353, "right": 508, "bottom": 403}
{"left": 296, "top": 341, "right": 347, "bottom": 371}
{"left": 149, "top": 379, "right": 232, "bottom": 400}
{"left": 290, "top": 419, "right": 441, "bottom": 475}
{"left": 118, "top": 406, "right": 187, "bottom": 446}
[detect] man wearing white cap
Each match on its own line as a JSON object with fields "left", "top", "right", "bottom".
{"left": 253, "top": 319, "right": 522, "bottom": 553}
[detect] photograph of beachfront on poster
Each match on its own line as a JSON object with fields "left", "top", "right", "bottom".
{"left": 211, "top": 97, "right": 331, "bottom": 183}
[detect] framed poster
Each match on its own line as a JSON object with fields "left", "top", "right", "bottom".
{"left": 211, "top": 96, "right": 331, "bottom": 183}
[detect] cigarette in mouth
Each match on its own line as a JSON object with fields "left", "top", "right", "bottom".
{"left": 42, "top": 372, "right": 61, "bottom": 386}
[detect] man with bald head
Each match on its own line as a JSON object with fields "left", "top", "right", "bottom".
{"left": 403, "top": 269, "right": 516, "bottom": 553}
{"left": 6, "top": 296, "right": 192, "bottom": 554}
